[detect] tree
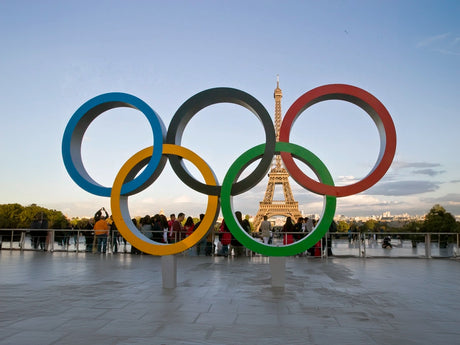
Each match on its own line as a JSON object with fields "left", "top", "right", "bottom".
{"left": 421, "top": 204, "right": 459, "bottom": 247}
{"left": 0, "top": 204, "right": 24, "bottom": 228}
{"left": 244, "top": 214, "right": 254, "bottom": 232}
{"left": 402, "top": 220, "right": 424, "bottom": 247}
{"left": 337, "top": 220, "right": 350, "bottom": 232}
{"left": 0, "top": 203, "right": 69, "bottom": 229}
{"left": 363, "top": 219, "right": 377, "bottom": 232}
{"left": 421, "top": 204, "right": 457, "bottom": 233}
{"left": 18, "top": 204, "right": 48, "bottom": 228}
{"left": 47, "top": 209, "right": 69, "bottom": 229}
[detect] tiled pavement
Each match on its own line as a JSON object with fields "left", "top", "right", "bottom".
{"left": 0, "top": 251, "right": 459, "bottom": 345}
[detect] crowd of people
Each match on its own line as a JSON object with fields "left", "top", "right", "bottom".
{"left": 85, "top": 209, "right": 215, "bottom": 256}
{"left": 87, "top": 208, "right": 256, "bottom": 257}
{"left": 12, "top": 207, "right": 336, "bottom": 257}
{"left": 280, "top": 216, "right": 336, "bottom": 256}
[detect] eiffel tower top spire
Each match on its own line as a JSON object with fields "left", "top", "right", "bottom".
{"left": 252, "top": 77, "right": 302, "bottom": 232}
{"left": 274, "top": 75, "right": 283, "bottom": 169}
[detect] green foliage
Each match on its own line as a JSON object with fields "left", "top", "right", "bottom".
{"left": 419, "top": 204, "right": 459, "bottom": 246}
{"left": 337, "top": 220, "right": 350, "bottom": 232}
{"left": 421, "top": 204, "right": 458, "bottom": 233}
{"left": 48, "top": 210, "right": 70, "bottom": 229}
{"left": 402, "top": 220, "right": 423, "bottom": 232}
{"left": 0, "top": 203, "right": 69, "bottom": 229}
{"left": 0, "top": 203, "right": 23, "bottom": 228}
{"left": 70, "top": 217, "right": 93, "bottom": 229}
{"left": 244, "top": 214, "right": 254, "bottom": 232}
{"left": 363, "top": 219, "right": 377, "bottom": 231}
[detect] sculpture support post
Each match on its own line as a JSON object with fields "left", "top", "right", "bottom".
{"left": 161, "top": 255, "right": 177, "bottom": 288}
{"left": 270, "top": 256, "right": 286, "bottom": 288}
{"left": 425, "top": 234, "right": 431, "bottom": 258}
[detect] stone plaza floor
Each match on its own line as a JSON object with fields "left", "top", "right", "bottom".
{"left": 0, "top": 251, "right": 459, "bottom": 345}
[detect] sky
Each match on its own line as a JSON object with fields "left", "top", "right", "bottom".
{"left": 0, "top": 0, "right": 459, "bottom": 220}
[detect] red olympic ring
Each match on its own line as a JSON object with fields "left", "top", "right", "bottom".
{"left": 279, "top": 84, "right": 396, "bottom": 197}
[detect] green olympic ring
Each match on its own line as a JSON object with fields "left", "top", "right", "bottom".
{"left": 221, "top": 142, "right": 337, "bottom": 257}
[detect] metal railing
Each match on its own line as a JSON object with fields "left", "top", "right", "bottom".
{"left": 322, "top": 232, "right": 460, "bottom": 258}
{"left": 1, "top": 229, "right": 459, "bottom": 258}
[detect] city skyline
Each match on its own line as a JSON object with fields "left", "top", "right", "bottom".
{"left": 0, "top": 1, "right": 459, "bottom": 219}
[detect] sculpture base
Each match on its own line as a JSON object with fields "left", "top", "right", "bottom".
{"left": 161, "top": 255, "right": 177, "bottom": 288}
{"left": 270, "top": 256, "right": 286, "bottom": 288}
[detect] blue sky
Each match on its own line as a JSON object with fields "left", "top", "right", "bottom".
{"left": 0, "top": 0, "right": 459, "bottom": 219}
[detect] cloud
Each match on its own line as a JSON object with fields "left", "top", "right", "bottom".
{"left": 296, "top": 194, "right": 406, "bottom": 218}
{"left": 434, "top": 49, "right": 460, "bottom": 56}
{"left": 391, "top": 161, "right": 445, "bottom": 177}
{"left": 392, "top": 161, "right": 441, "bottom": 169}
{"left": 173, "top": 195, "right": 193, "bottom": 203}
{"left": 363, "top": 180, "right": 440, "bottom": 196}
{"left": 417, "top": 33, "right": 460, "bottom": 55}
{"left": 421, "top": 193, "right": 460, "bottom": 205}
{"left": 337, "top": 194, "right": 399, "bottom": 208}
{"left": 337, "top": 176, "right": 359, "bottom": 184}
{"left": 417, "top": 33, "right": 451, "bottom": 48}
{"left": 140, "top": 197, "right": 155, "bottom": 204}
{"left": 420, "top": 194, "right": 460, "bottom": 215}
{"left": 336, "top": 198, "right": 403, "bottom": 211}
{"left": 413, "top": 169, "right": 445, "bottom": 177}
{"left": 450, "top": 180, "right": 460, "bottom": 183}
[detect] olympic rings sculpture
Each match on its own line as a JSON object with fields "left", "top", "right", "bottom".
{"left": 62, "top": 84, "right": 396, "bottom": 257}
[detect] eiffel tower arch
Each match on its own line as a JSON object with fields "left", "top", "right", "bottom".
{"left": 253, "top": 77, "right": 302, "bottom": 232}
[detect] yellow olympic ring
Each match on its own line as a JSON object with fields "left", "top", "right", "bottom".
{"left": 111, "top": 144, "right": 219, "bottom": 256}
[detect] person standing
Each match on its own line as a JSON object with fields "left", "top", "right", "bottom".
{"left": 260, "top": 215, "right": 272, "bottom": 245}
{"left": 130, "top": 218, "right": 141, "bottom": 254}
{"left": 168, "top": 214, "right": 176, "bottom": 243}
{"left": 305, "top": 217, "right": 314, "bottom": 233}
{"left": 282, "top": 217, "right": 295, "bottom": 245}
{"left": 233, "top": 211, "right": 245, "bottom": 256}
{"left": 31, "top": 213, "right": 43, "bottom": 250}
{"left": 83, "top": 220, "right": 94, "bottom": 253}
{"left": 110, "top": 216, "right": 119, "bottom": 254}
{"left": 219, "top": 220, "right": 231, "bottom": 257}
{"left": 94, "top": 207, "right": 109, "bottom": 253}
{"left": 172, "top": 213, "right": 185, "bottom": 241}
{"left": 294, "top": 217, "right": 304, "bottom": 241}
{"left": 140, "top": 215, "right": 153, "bottom": 240}
{"left": 194, "top": 214, "right": 206, "bottom": 255}
{"left": 326, "top": 220, "right": 337, "bottom": 256}
{"left": 183, "top": 216, "right": 195, "bottom": 255}
{"left": 151, "top": 214, "right": 164, "bottom": 243}
{"left": 184, "top": 217, "right": 195, "bottom": 238}
{"left": 30, "top": 212, "right": 48, "bottom": 251}
{"left": 160, "top": 214, "right": 169, "bottom": 243}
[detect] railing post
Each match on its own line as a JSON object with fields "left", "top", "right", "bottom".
{"left": 19, "top": 230, "right": 25, "bottom": 251}
{"left": 9, "top": 230, "right": 13, "bottom": 250}
{"left": 358, "top": 232, "right": 361, "bottom": 257}
{"left": 319, "top": 236, "right": 323, "bottom": 258}
{"left": 363, "top": 233, "right": 367, "bottom": 258}
{"left": 49, "top": 230, "right": 55, "bottom": 252}
{"left": 425, "top": 233, "right": 431, "bottom": 258}
{"left": 110, "top": 231, "right": 114, "bottom": 254}
{"left": 324, "top": 233, "right": 328, "bottom": 258}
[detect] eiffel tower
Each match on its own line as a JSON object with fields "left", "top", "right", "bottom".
{"left": 252, "top": 77, "right": 302, "bottom": 232}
